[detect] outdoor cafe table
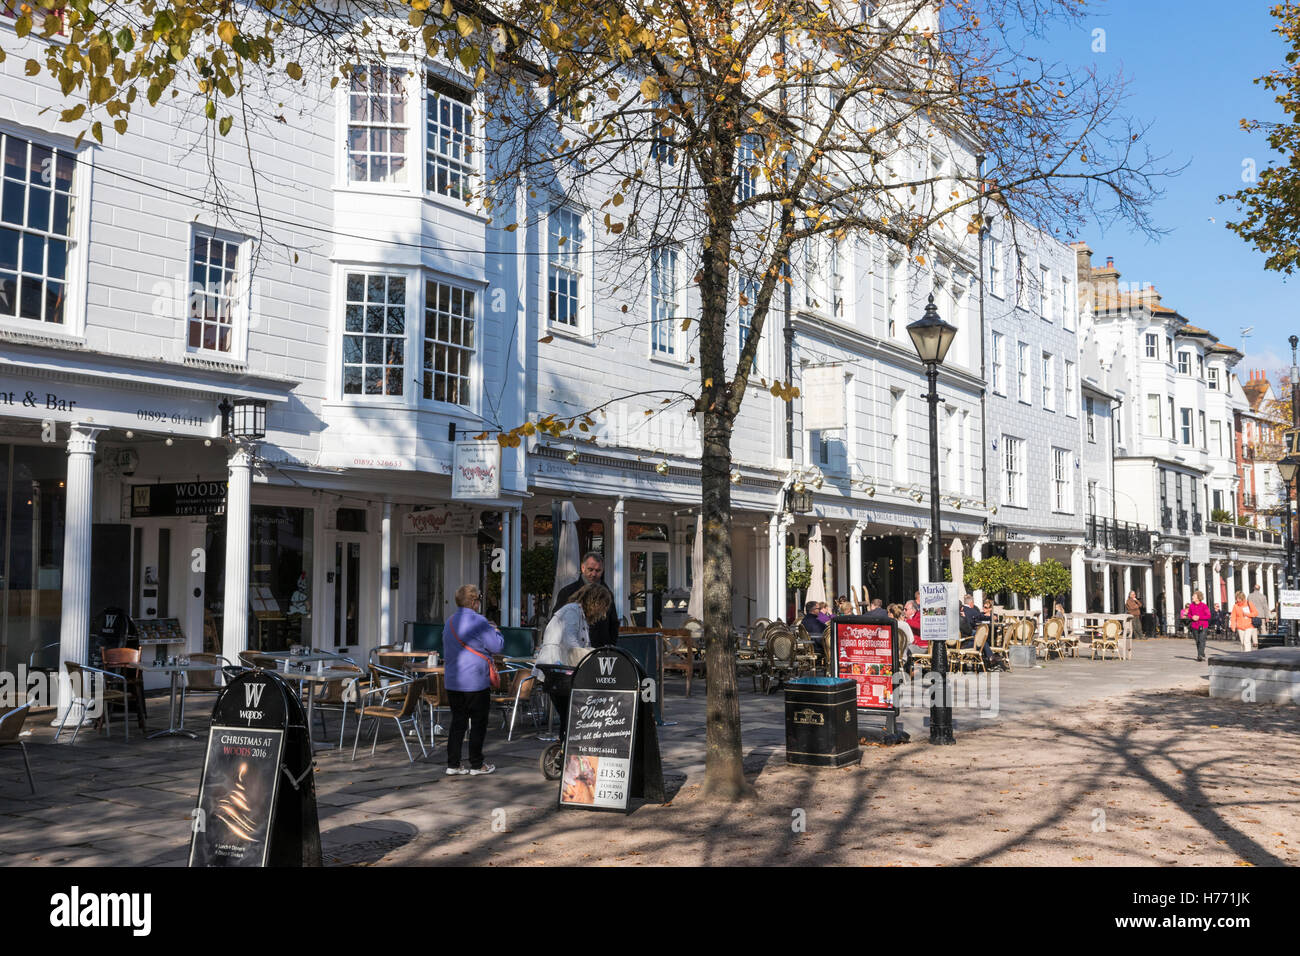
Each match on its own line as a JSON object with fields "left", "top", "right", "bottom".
{"left": 258, "top": 650, "right": 352, "bottom": 665}
{"left": 134, "top": 661, "right": 223, "bottom": 739}
{"left": 275, "top": 665, "right": 365, "bottom": 751}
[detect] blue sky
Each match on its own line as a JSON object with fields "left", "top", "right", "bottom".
{"left": 1036, "top": 0, "right": 1296, "bottom": 377}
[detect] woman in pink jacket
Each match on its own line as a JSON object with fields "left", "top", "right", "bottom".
{"left": 1185, "top": 590, "right": 1211, "bottom": 662}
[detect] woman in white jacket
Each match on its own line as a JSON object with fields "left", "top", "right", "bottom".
{"left": 534, "top": 583, "right": 614, "bottom": 681}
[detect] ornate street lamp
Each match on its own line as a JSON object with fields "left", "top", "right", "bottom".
{"left": 907, "top": 294, "right": 958, "bottom": 746}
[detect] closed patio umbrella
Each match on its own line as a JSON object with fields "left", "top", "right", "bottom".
{"left": 551, "top": 501, "right": 581, "bottom": 606}
{"left": 687, "top": 515, "right": 704, "bottom": 620}
{"left": 807, "top": 523, "right": 827, "bottom": 606}
{"left": 950, "top": 538, "right": 964, "bottom": 598}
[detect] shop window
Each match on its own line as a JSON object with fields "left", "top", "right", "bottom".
{"left": 336, "top": 507, "right": 367, "bottom": 532}
{"left": 628, "top": 522, "right": 669, "bottom": 541}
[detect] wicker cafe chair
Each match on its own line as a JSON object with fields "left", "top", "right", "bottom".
{"left": 1093, "top": 619, "right": 1122, "bottom": 661}
{"left": 1036, "top": 617, "right": 1064, "bottom": 660}
{"left": 736, "top": 631, "right": 764, "bottom": 692}
{"left": 351, "top": 677, "right": 428, "bottom": 762}
{"left": 988, "top": 625, "right": 1011, "bottom": 671}
{"left": 101, "top": 646, "right": 148, "bottom": 731}
{"left": 662, "top": 634, "right": 698, "bottom": 697}
{"left": 762, "top": 626, "right": 797, "bottom": 694}
{"left": 1057, "top": 619, "right": 1080, "bottom": 658}
{"left": 0, "top": 702, "right": 36, "bottom": 794}
{"left": 56, "top": 661, "right": 131, "bottom": 743}
{"left": 958, "top": 624, "right": 989, "bottom": 673}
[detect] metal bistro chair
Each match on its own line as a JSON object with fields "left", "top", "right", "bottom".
{"left": 662, "top": 634, "right": 699, "bottom": 697}
{"left": 311, "top": 663, "right": 364, "bottom": 748}
{"left": 0, "top": 702, "right": 37, "bottom": 794}
{"left": 101, "top": 646, "right": 148, "bottom": 732}
{"left": 57, "top": 661, "right": 132, "bottom": 743}
{"left": 351, "top": 676, "right": 428, "bottom": 762}
{"left": 491, "top": 663, "right": 543, "bottom": 740}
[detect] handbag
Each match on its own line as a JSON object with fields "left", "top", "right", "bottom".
{"left": 1249, "top": 603, "right": 1262, "bottom": 630}
{"left": 450, "top": 620, "right": 500, "bottom": 690}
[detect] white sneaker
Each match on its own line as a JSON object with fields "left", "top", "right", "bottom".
{"left": 445, "top": 766, "right": 468, "bottom": 776}
{"left": 468, "top": 764, "right": 496, "bottom": 776}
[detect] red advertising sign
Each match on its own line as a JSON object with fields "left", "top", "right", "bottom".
{"left": 833, "top": 621, "right": 897, "bottom": 711}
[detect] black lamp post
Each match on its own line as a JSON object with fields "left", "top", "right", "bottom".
{"left": 907, "top": 294, "right": 958, "bottom": 745}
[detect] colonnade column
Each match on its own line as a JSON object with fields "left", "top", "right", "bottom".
{"left": 972, "top": 536, "right": 987, "bottom": 607}
{"left": 222, "top": 440, "right": 255, "bottom": 665}
{"left": 1144, "top": 564, "right": 1155, "bottom": 616}
{"left": 1196, "top": 562, "right": 1207, "bottom": 603}
{"left": 1070, "top": 547, "right": 1086, "bottom": 614}
{"left": 379, "top": 498, "right": 392, "bottom": 645}
{"left": 1122, "top": 566, "right": 1133, "bottom": 608}
{"left": 1028, "top": 544, "right": 1042, "bottom": 614}
{"left": 57, "top": 424, "right": 104, "bottom": 714}
{"left": 1163, "top": 557, "right": 1176, "bottom": 628}
{"left": 498, "top": 508, "right": 512, "bottom": 627}
{"left": 612, "top": 498, "right": 625, "bottom": 623}
{"left": 849, "top": 523, "right": 864, "bottom": 609}
{"left": 1101, "top": 560, "right": 1112, "bottom": 614}
{"left": 917, "top": 532, "right": 931, "bottom": 586}
{"left": 508, "top": 507, "right": 522, "bottom": 627}
{"left": 1225, "top": 561, "right": 1236, "bottom": 609}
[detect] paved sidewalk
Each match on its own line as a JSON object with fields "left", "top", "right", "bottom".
{"left": 0, "top": 636, "right": 1289, "bottom": 866}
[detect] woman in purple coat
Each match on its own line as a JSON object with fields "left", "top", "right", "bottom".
{"left": 443, "top": 584, "right": 505, "bottom": 776}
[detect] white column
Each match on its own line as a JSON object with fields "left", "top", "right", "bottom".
{"left": 222, "top": 441, "right": 255, "bottom": 663}
{"left": 754, "top": 526, "right": 767, "bottom": 623}
{"left": 777, "top": 515, "right": 792, "bottom": 620}
{"left": 973, "top": 536, "right": 987, "bottom": 606}
{"left": 950, "top": 537, "right": 965, "bottom": 607}
{"left": 1122, "top": 565, "right": 1133, "bottom": 606}
{"left": 612, "top": 497, "right": 626, "bottom": 622}
{"left": 1181, "top": 560, "right": 1192, "bottom": 609}
{"left": 917, "top": 532, "right": 931, "bottom": 586}
{"left": 380, "top": 498, "right": 392, "bottom": 642}
{"left": 1027, "top": 544, "right": 1043, "bottom": 614}
{"left": 1256, "top": 562, "right": 1266, "bottom": 602}
{"left": 1144, "top": 564, "right": 1155, "bottom": 614}
{"left": 1211, "top": 560, "right": 1222, "bottom": 609}
{"left": 1268, "top": 565, "right": 1277, "bottom": 615}
{"left": 849, "top": 523, "right": 864, "bottom": 608}
{"left": 764, "top": 515, "right": 774, "bottom": 621}
{"left": 57, "top": 424, "right": 104, "bottom": 713}
{"left": 1070, "top": 547, "right": 1086, "bottom": 614}
{"left": 1101, "top": 560, "right": 1112, "bottom": 614}
{"left": 509, "top": 507, "right": 522, "bottom": 627}
{"left": 1164, "top": 557, "right": 1176, "bottom": 627}
{"left": 1196, "top": 562, "right": 1207, "bottom": 602}
{"left": 498, "top": 508, "right": 511, "bottom": 626}
{"left": 1225, "top": 561, "right": 1236, "bottom": 607}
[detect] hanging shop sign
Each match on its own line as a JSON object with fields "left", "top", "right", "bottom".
{"left": 403, "top": 507, "right": 478, "bottom": 536}
{"left": 0, "top": 375, "right": 217, "bottom": 436}
{"left": 131, "top": 481, "right": 227, "bottom": 517}
{"left": 1189, "top": 536, "right": 1211, "bottom": 565}
{"left": 801, "top": 365, "right": 846, "bottom": 431}
{"left": 452, "top": 441, "right": 501, "bottom": 499}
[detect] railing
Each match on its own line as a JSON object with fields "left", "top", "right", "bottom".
{"left": 1205, "top": 522, "right": 1283, "bottom": 546}
{"left": 1161, "top": 506, "right": 1172, "bottom": 533}
{"left": 1177, "top": 510, "right": 1188, "bottom": 532}
{"left": 1191, "top": 513, "right": 1203, "bottom": 534}
{"left": 1242, "top": 493, "right": 1258, "bottom": 510}
{"left": 1086, "top": 516, "right": 1154, "bottom": 554}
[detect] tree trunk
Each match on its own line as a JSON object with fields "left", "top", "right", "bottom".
{"left": 700, "top": 404, "right": 752, "bottom": 801}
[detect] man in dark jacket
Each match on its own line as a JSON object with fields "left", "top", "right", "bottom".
{"left": 554, "top": 551, "right": 620, "bottom": 648}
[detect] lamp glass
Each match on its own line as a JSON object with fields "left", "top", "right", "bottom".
{"left": 906, "top": 297, "right": 958, "bottom": 365}
{"left": 1280, "top": 457, "right": 1300, "bottom": 484}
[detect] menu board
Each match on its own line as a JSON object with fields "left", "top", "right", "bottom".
{"left": 833, "top": 621, "right": 897, "bottom": 711}
{"left": 560, "top": 649, "right": 640, "bottom": 813}
{"left": 190, "top": 726, "right": 285, "bottom": 867}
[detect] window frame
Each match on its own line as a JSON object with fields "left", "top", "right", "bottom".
{"left": 424, "top": 69, "right": 477, "bottom": 203}
{"left": 737, "top": 272, "right": 761, "bottom": 374}
{"left": 1002, "top": 435, "right": 1025, "bottom": 507}
{"left": 546, "top": 204, "right": 588, "bottom": 333}
{"left": 1177, "top": 350, "right": 1190, "bottom": 376}
{"left": 1041, "top": 350, "right": 1054, "bottom": 410}
{"left": 1085, "top": 397, "right": 1096, "bottom": 443}
{"left": 0, "top": 123, "right": 88, "bottom": 339}
{"left": 986, "top": 236, "right": 1002, "bottom": 299}
{"left": 344, "top": 63, "right": 411, "bottom": 188}
{"left": 1144, "top": 333, "right": 1158, "bottom": 359}
{"left": 648, "top": 243, "right": 683, "bottom": 361}
{"left": 1064, "top": 360, "right": 1077, "bottom": 418}
{"left": 1180, "top": 406, "right": 1193, "bottom": 446}
{"left": 421, "top": 275, "right": 478, "bottom": 408}
{"left": 1052, "top": 446, "right": 1073, "bottom": 514}
{"left": 1038, "top": 265, "right": 1050, "bottom": 320}
{"left": 991, "top": 331, "right": 1005, "bottom": 396}
{"left": 1017, "top": 340, "right": 1031, "bottom": 406}
{"left": 185, "top": 226, "right": 252, "bottom": 361}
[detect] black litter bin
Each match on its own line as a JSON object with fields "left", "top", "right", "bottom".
{"left": 784, "top": 677, "right": 859, "bottom": 768}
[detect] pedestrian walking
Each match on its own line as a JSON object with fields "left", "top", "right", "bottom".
{"left": 443, "top": 584, "right": 505, "bottom": 776}
{"left": 1125, "top": 590, "right": 1144, "bottom": 639}
{"left": 1186, "top": 590, "right": 1210, "bottom": 662}
{"left": 1229, "top": 591, "right": 1259, "bottom": 653}
{"left": 1248, "top": 584, "right": 1270, "bottom": 634}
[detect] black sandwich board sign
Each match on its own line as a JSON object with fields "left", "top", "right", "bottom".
{"left": 189, "top": 670, "right": 322, "bottom": 867}
{"left": 559, "top": 645, "right": 665, "bottom": 813}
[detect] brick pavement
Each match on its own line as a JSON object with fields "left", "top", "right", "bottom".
{"left": 0, "top": 636, "right": 1256, "bottom": 865}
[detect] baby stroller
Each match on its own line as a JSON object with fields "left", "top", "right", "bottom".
{"left": 535, "top": 663, "right": 576, "bottom": 780}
